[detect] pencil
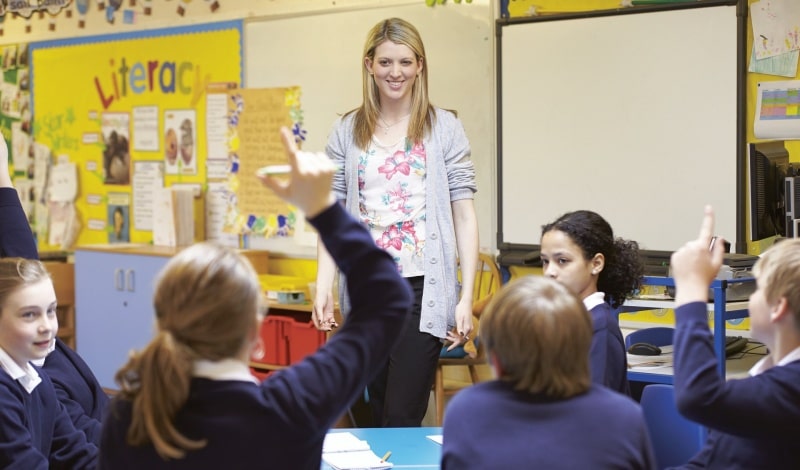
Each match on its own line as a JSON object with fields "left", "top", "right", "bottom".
{"left": 256, "top": 163, "right": 343, "bottom": 176}
{"left": 381, "top": 451, "right": 392, "bottom": 462}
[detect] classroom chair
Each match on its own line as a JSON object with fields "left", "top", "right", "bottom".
{"left": 625, "top": 327, "right": 674, "bottom": 349}
{"left": 640, "top": 384, "right": 705, "bottom": 470}
{"left": 433, "top": 252, "right": 502, "bottom": 426}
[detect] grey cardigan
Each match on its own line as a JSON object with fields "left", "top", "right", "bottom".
{"left": 325, "top": 107, "right": 477, "bottom": 339}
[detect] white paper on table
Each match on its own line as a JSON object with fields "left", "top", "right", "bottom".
{"left": 322, "top": 432, "right": 371, "bottom": 453}
{"left": 426, "top": 434, "right": 443, "bottom": 445}
{"left": 322, "top": 450, "right": 393, "bottom": 470}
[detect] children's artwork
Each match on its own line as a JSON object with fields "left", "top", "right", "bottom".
{"left": 107, "top": 192, "right": 131, "bottom": 243}
{"left": 748, "top": 47, "right": 799, "bottom": 78}
{"left": 164, "top": 109, "right": 197, "bottom": 175}
{"left": 224, "top": 86, "right": 305, "bottom": 238}
{"left": 101, "top": 112, "right": 131, "bottom": 185}
{"left": 2, "top": 45, "right": 18, "bottom": 70}
{"left": 751, "top": 0, "right": 800, "bottom": 60}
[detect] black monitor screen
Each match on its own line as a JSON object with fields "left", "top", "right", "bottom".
{"left": 749, "top": 141, "right": 789, "bottom": 241}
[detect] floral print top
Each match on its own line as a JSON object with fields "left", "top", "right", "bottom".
{"left": 359, "top": 136, "right": 427, "bottom": 277}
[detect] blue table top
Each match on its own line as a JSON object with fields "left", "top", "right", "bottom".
{"left": 321, "top": 427, "right": 442, "bottom": 469}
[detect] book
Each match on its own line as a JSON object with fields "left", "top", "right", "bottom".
{"left": 152, "top": 186, "right": 195, "bottom": 247}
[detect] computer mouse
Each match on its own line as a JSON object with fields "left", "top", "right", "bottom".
{"left": 628, "top": 342, "right": 662, "bottom": 356}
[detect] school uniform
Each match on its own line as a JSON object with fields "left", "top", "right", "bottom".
{"left": 42, "top": 338, "right": 110, "bottom": 445}
{"left": 441, "top": 380, "right": 656, "bottom": 469}
{"left": 672, "top": 301, "right": 800, "bottom": 469}
{"left": 99, "top": 202, "right": 413, "bottom": 470}
{"left": 0, "top": 349, "right": 98, "bottom": 469}
{"left": 585, "top": 293, "right": 630, "bottom": 395}
{"left": 0, "top": 187, "right": 38, "bottom": 258}
{"left": 1, "top": 185, "right": 109, "bottom": 446}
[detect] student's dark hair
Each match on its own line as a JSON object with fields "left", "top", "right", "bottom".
{"left": 541, "top": 210, "right": 642, "bottom": 308}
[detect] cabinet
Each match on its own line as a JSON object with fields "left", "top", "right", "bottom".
{"left": 45, "top": 261, "right": 76, "bottom": 349}
{"left": 75, "top": 245, "right": 269, "bottom": 390}
{"left": 619, "top": 276, "right": 753, "bottom": 385}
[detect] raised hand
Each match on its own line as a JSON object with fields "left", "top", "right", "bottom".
{"left": 256, "top": 127, "right": 336, "bottom": 219}
{"left": 670, "top": 205, "right": 725, "bottom": 306}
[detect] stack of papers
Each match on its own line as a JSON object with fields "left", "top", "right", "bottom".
{"left": 322, "top": 432, "right": 393, "bottom": 470}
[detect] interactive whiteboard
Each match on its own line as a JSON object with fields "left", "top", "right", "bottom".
{"left": 498, "top": 3, "right": 741, "bottom": 254}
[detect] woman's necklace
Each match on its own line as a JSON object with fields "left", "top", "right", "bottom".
{"left": 378, "top": 114, "right": 411, "bottom": 135}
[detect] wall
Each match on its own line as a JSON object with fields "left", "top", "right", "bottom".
{"left": 2, "top": 0, "right": 498, "bottom": 258}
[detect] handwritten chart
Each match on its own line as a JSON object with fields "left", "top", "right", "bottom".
{"left": 224, "top": 87, "right": 303, "bottom": 237}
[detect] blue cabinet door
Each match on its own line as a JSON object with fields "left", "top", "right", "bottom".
{"left": 75, "top": 250, "right": 168, "bottom": 389}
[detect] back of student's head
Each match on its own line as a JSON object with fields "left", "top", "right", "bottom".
{"left": 115, "top": 242, "right": 262, "bottom": 460}
{"left": 481, "top": 276, "right": 592, "bottom": 399}
{"left": 0, "top": 258, "right": 49, "bottom": 316}
{"left": 541, "top": 210, "right": 642, "bottom": 308}
{"left": 754, "top": 239, "right": 800, "bottom": 325}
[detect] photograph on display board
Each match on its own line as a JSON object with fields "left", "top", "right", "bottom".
{"left": 164, "top": 109, "right": 196, "bottom": 175}
{"left": 101, "top": 112, "right": 131, "bottom": 185}
{"left": 108, "top": 205, "right": 130, "bottom": 243}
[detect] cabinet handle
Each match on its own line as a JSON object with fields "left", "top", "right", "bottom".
{"left": 125, "top": 269, "right": 135, "bottom": 292}
{"left": 115, "top": 269, "right": 124, "bottom": 291}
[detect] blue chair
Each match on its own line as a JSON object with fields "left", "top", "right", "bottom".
{"left": 640, "top": 384, "right": 706, "bottom": 469}
{"left": 625, "top": 327, "right": 675, "bottom": 349}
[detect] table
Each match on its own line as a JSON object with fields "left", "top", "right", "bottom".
{"left": 322, "top": 427, "right": 442, "bottom": 469}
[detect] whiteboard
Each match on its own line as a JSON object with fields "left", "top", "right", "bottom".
{"left": 245, "top": 1, "right": 494, "bottom": 256}
{"left": 498, "top": 4, "right": 740, "bottom": 253}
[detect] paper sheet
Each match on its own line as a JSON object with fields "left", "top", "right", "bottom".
{"left": 322, "top": 450, "right": 393, "bottom": 470}
{"left": 753, "top": 80, "right": 800, "bottom": 139}
{"left": 426, "top": 434, "right": 443, "bottom": 445}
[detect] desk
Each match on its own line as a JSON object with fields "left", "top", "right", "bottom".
{"left": 322, "top": 427, "right": 442, "bottom": 469}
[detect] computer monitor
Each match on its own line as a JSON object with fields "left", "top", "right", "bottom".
{"left": 749, "top": 141, "right": 789, "bottom": 241}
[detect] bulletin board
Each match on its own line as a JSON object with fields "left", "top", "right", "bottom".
{"left": 29, "top": 20, "right": 243, "bottom": 249}
{"left": 243, "top": 1, "right": 494, "bottom": 255}
{"left": 497, "top": 1, "right": 745, "bottom": 258}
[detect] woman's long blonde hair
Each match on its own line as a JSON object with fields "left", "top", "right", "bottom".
{"left": 350, "top": 17, "right": 436, "bottom": 149}
{"left": 114, "top": 243, "right": 262, "bottom": 460}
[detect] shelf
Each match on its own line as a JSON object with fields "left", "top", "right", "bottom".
{"left": 619, "top": 275, "right": 754, "bottom": 384}
{"left": 249, "top": 361, "right": 288, "bottom": 372}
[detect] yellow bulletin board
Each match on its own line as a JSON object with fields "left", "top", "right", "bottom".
{"left": 29, "top": 21, "right": 243, "bottom": 249}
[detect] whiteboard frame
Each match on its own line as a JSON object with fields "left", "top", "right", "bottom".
{"left": 496, "top": 0, "right": 747, "bottom": 262}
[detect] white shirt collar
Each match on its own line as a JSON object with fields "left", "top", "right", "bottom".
{"left": 193, "top": 358, "right": 259, "bottom": 385}
{"left": 749, "top": 345, "right": 800, "bottom": 376}
{"left": 583, "top": 291, "right": 606, "bottom": 311}
{"left": 0, "top": 347, "right": 42, "bottom": 393}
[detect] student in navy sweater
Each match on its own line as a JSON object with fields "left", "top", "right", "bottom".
{"left": 0, "top": 142, "right": 109, "bottom": 445}
{"left": 669, "top": 207, "right": 800, "bottom": 469}
{"left": 441, "top": 275, "right": 655, "bottom": 469}
{"left": 98, "top": 127, "right": 413, "bottom": 469}
{"left": 540, "top": 210, "right": 642, "bottom": 394}
{"left": 0, "top": 257, "right": 98, "bottom": 468}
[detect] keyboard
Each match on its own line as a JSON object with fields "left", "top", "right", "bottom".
{"left": 725, "top": 336, "right": 748, "bottom": 357}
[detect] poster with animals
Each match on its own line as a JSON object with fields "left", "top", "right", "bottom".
{"left": 101, "top": 112, "right": 131, "bottom": 185}
{"left": 164, "top": 109, "right": 197, "bottom": 175}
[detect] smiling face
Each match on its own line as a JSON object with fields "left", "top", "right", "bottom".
{"left": 365, "top": 40, "right": 422, "bottom": 108}
{"left": 540, "top": 229, "right": 604, "bottom": 301}
{"left": 0, "top": 279, "right": 58, "bottom": 368}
